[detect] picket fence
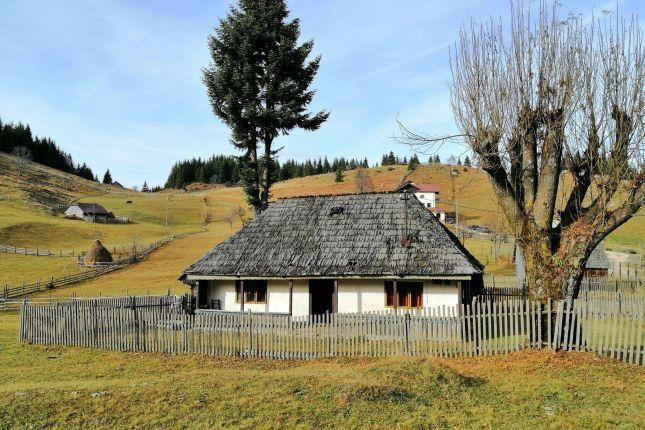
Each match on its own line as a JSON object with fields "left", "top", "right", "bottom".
{"left": 19, "top": 297, "right": 643, "bottom": 364}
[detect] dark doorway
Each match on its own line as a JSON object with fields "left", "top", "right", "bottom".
{"left": 197, "top": 281, "right": 208, "bottom": 309}
{"left": 309, "top": 279, "right": 335, "bottom": 315}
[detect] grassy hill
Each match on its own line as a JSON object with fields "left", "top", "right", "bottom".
{"left": 1, "top": 152, "right": 641, "bottom": 291}
{"left": 2, "top": 153, "right": 643, "bottom": 429}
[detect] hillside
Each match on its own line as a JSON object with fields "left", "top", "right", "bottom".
{"left": 1, "top": 153, "right": 641, "bottom": 291}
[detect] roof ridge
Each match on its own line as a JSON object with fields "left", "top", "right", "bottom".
{"left": 275, "top": 191, "right": 404, "bottom": 201}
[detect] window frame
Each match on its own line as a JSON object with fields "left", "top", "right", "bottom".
{"left": 384, "top": 281, "right": 423, "bottom": 308}
{"left": 235, "top": 280, "right": 267, "bottom": 304}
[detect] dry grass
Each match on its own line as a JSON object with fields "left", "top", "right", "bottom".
{"left": 31, "top": 224, "right": 239, "bottom": 298}
{"left": 0, "top": 310, "right": 642, "bottom": 429}
{"left": 1, "top": 157, "right": 642, "bottom": 290}
{"left": 2, "top": 156, "right": 644, "bottom": 428}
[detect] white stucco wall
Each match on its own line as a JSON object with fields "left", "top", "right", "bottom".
{"left": 200, "top": 279, "right": 310, "bottom": 316}
{"left": 415, "top": 192, "right": 437, "bottom": 208}
{"left": 64, "top": 206, "right": 84, "bottom": 218}
{"left": 199, "top": 278, "right": 461, "bottom": 315}
{"left": 424, "top": 283, "right": 460, "bottom": 309}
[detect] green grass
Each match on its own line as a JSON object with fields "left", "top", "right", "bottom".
{"left": 0, "top": 310, "right": 643, "bottom": 429}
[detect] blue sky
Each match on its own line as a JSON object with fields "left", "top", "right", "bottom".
{"left": 0, "top": 0, "right": 641, "bottom": 187}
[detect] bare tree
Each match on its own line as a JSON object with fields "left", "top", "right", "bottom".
{"left": 232, "top": 205, "right": 247, "bottom": 225}
{"left": 483, "top": 212, "right": 510, "bottom": 264}
{"left": 221, "top": 205, "right": 247, "bottom": 229}
{"left": 202, "top": 196, "right": 213, "bottom": 226}
{"left": 399, "top": 2, "right": 643, "bottom": 300}
{"left": 12, "top": 146, "right": 32, "bottom": 176}
{"left": 355, "top": 168, "right": 374, "bottom": 193}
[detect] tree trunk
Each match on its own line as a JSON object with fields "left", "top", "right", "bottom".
{"left": 247, "top": 137, "right": 262, "bottom": 215}
{"left": 521, "top": 227, "right": 591, "bottom": 302}
{"left": 260, "top": 135, "right": 273, "bottom": 211}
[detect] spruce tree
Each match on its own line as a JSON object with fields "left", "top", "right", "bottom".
{"left": 334, "top": 167, "right": 344, "bottom": 183}
{"left": 142, "top": 181, "right": 149, "bottom": 192}
{"left": 407, "top": 154, "right": 420, "bottom": 170}
{"left": 102, "top": 169, "right": 113, "bottom": 184}
{"left": 464, "top": 155, "right": 471, "bottom": 167}
{"left": 203, "top": 0, "right": 328, "bottom": 213}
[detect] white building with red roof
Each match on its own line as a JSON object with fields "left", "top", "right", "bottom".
{"left": 395, "top": 181, "right": 445, "bottom": 222}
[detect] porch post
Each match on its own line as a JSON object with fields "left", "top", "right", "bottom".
{"left": 393, "top": 279, "right": 398, "bottom": 315}
{"left": 240, "top": 280, "right": 245, "bottom": 311}
{"left": 288, "top": 279, "right": 293, "bottom": 316}
{"left": 332, "top": 280, "right": 338, "bottom": 314}
{"left": 194, "top": 281, "right": 200, "bottom": 310}
{"left": 457, "top": 281, "right": 462, "bottom": 316}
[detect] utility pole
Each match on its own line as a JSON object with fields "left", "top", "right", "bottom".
{"left": 450, "top": 168, "right": 460, "bottom": 242}
{"left": 165, "top": 196, "right": 170, "bottom": 233}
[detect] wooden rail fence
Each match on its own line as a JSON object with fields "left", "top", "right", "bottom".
{"left": 0, "top": 244, "right": 76, "bottom": 257}
{"left": 19, "top": 298, "right": 644, "bottom": 365}
{"left": 2, "top": 231, "right": 201, "bottom": 299}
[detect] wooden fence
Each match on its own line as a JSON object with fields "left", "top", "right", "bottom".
{"left": 19, "top": 298, "right": 643, "bottom": 365}
{"left": 0, "top": 244, "right": 76, "bottom": 257}
{"left": 482, "top": 278, "right": 642, "bottom": 295}
{"left": 2, "top": 231, "right": 201, "bottom": 299}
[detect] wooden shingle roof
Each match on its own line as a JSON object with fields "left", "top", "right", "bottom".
{"left": 74, "top": 203, "right": 109, "bottom": 216}
{"left": 183, "top": 193, "right": 483, "bottom": 279}
{"left": 586, "top": 245, "right": 610, "bottom": 270}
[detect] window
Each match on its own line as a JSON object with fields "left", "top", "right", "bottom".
{"left": 385, "top": 281, "right": 423, "bottom": 308}
{"left": 419, "top": 194, "right": 425, "bottom": 199}
{"left": 235, "top": 280, "right": 267, "bottom": 304}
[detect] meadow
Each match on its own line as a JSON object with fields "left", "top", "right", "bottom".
{"left": 2, "top": 151, "right": 642, "bottom": 290}
{"left": 1, "top": 154, "right": 644, "bottom": 429}
{"left": 1, "top": 309, "right": 643, "bottom": 429}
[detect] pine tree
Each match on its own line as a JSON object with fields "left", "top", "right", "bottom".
{"left": 388, "top": 151, "right": 396, "bottom": 165}
{"left": 464, "top": 155, "right": 471, "bottom": 167}
{"left": 457, "top": 157, "right": 462, "bottom": 165}
{"left": 203, "top": 0, "right": 328, "bottom": 213}
{"left": 407, "top": 154, "right": 420, "bottom": 170}
{"left": 102, "top": 169, "right": 113, "bottom": 184}
{"left": 334, "top": 167, "right": 344, "bottom": 183}
{"left": 142, "top": 181, "right": 149, "bottom": 192}
{"left": 434, "top": 154, "right": 441, "bottom": 164}
{"left": 323, "top": 157, "right": 331, "bottom": 173}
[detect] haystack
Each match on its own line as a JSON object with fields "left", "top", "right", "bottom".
{"left": 85, "top": 240, "right": 113, "bottom": 265}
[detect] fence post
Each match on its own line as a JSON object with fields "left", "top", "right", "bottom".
{"left": 18, "top": 300, "right": 26, "bottom": 343}
{"left": 132, "top": 296, "right": 140, "bottom": 351}
{"left": 546, "top": 298, "right": 552, "bottom": 348}
{"left": 404, "top": 313, "right": 411, "bottom": 355}
{"left": 248, "top": 309, "right": 253, "bottom": 357}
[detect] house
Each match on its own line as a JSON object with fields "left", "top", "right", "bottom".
{"left": 515, "top": 242, "right": 610, "bottom": 284}
{"left": 582, "top": 245, "right": 610, "bottom": 278}
{"left": 64, "top": 203, "right": 110, "bottom": 220}
{"left": 181, "top": 193, "right": 484, "bottom": 316}
{"left": 395, "top": 181, "right": 445, "bottom": 222}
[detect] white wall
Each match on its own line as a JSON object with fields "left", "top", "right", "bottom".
{"left": 201, "top": 279, "right": 310, "bottom": 316}
{"left": 199, "top": 279, "right": 460, "bottom": 315}
{"left": 415, "top": 192, "right": 437, "bottom": 208}
{"left": 424, "top": 283, "right": 459, "bottom": 309}
{"left": 64, "top": 206, "right": 84, "bottom": 218}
